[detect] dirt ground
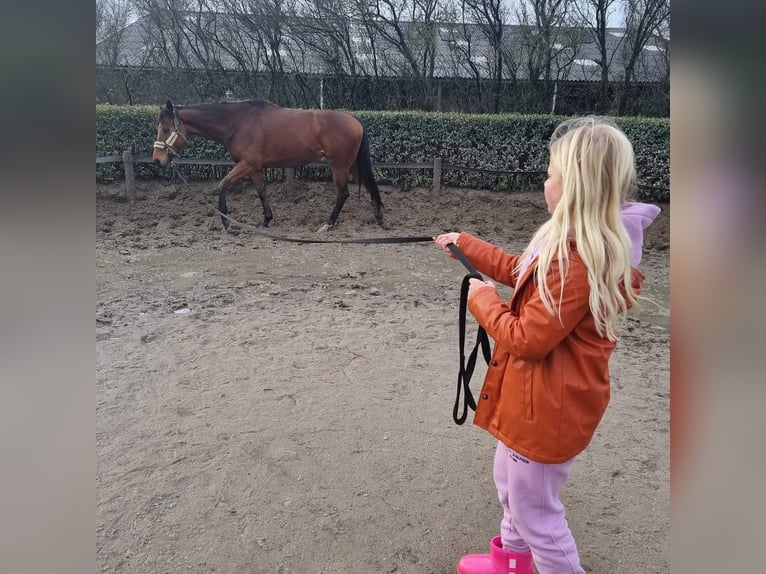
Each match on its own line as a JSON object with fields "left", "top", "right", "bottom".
{"left": 96, "top": 179, "right": 669, "bottom": 574}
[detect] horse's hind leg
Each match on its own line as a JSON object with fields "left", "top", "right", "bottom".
{"left": 251, "top": 171, "right": 273, "bottom": 228}
{"left": 354, "top": 128, "right": 385, "bottom": 228}
{"left": 325, "top": 171, "right": 350, "bottom": 230}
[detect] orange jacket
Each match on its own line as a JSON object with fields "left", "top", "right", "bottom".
{"left": 457, "top": 232, "right": 643, "bottom": 463}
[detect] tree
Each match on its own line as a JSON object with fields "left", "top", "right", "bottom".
{"left": 516, "top": 0, "right": 578, "bottom": 113}
{"left": 130, "top": 0, "right": 193, "bottom": 68}
{"left": 289, "top": 0, "right": 367, "bottom": 107}
{"left": 572, "top": 0, "right": 624, "bottom": 112}
{"left": 435, "top": 12, "right": 489, "bottom": 112}
{"left": 617, "top": 0, "right": 669, "bottom": 115}
{"left": 96, "top": 0, "right": 133, "bottom": 64}
{"left": 362, "top": 0, "right": 443, "bottom": 109}
{"left": 461, "top": 0, "right": 508, "bottom": 112}
{"left": 96, "top": 0, "right": 136, "bottom": 103}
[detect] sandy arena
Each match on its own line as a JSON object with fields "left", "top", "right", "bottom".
{"left": 97, "top": 179, "right": 669, "bottom": 573}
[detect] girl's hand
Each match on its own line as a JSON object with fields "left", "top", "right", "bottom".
{"left": 468, "top": 278, "right": 496, "bottom": 299}
{"left": 433, "top": 232, "right": 460, "bottom": 253}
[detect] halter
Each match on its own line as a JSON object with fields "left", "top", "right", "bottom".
{"left": 153, "top": 113, "right": 187, "bottom": 158}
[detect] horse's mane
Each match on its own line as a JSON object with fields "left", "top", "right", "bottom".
{"left": 244, "top": 99, "right": 278, "bottom": 108}
{"left": 171, "top": 99, "right": 278, "bottom": 124}
{"left": 183, "top": 99, "right": 277, "bottom": 109}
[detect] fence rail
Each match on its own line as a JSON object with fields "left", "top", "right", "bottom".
{"left": 97, "top": 155, "right": 435, "bottom": 170}
{"left": 96, "top": 152, "right": 668, "bottom": 202}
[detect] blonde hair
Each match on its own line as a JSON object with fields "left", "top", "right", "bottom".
{"left": 519, "top": 117, "right": 637, "bottom": 341}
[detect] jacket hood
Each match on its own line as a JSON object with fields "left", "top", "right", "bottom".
{"left": 621, "top": 202, "right": 661, "bottom": 266}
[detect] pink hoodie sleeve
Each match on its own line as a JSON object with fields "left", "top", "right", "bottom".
{"left": 621, "top": 202, "right": 661, "bottom": 267}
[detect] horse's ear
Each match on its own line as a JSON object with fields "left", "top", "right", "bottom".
{"left": 165, "top": 99, "right": 174, "bottom": 114}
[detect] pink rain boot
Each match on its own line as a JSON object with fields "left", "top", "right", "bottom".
{"left": 457, "top": 536, "right": 534, "bottom": 574}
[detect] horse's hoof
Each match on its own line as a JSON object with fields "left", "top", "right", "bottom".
{"left": 317, "top": 223, "right": 332, "bottom": 233}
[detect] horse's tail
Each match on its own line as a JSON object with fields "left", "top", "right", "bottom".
{"left": 355, "top": 124, "right": 384, "bottom": 225}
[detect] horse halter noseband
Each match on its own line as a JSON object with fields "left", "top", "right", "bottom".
{"left": 153, "top": 113, "right": 186, "bottom": 158}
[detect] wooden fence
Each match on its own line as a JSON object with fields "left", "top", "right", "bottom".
{"left": 96, "top": 152, "right": 668, "bottom": 205}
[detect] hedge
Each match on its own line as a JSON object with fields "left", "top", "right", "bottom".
{"left": 96, "top": 105, "right": 669, "bottom": 202}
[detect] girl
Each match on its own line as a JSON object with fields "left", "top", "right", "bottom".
{"left": 434, "top": 117, "right": 660, "bottom": 574}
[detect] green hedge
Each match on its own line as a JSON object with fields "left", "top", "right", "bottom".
{"left": 96, "top": 105, "right": 669, "bottom": 201}
{"left": 96, "top": 104, "right": 240, "bottom": 182}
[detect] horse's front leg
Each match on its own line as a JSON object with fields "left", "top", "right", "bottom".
{"left": 250, "top": 170, "right": 273, "bottom": 228}
{"left": 217, "top": 161, "right": 254, "bottom": 229}
{"left": 217, "top": 179, "right": 231, "bottom": 229}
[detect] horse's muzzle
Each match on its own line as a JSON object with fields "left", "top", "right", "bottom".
{"left": 151, "top": 149, "right": 172, "bottom": 168}
{"left": 152, "top": 155, "right": 170, "bottom": 168}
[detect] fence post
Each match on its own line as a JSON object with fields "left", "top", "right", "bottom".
{"left": 285, "top": 167, "right": 296, "bottom": 191}
{"left": 432, "top": 157, "right": 443, "bottom": 193}
{"left": 122, "top": 150, "right": 135, "bottom": 207}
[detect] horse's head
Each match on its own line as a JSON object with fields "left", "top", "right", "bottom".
{"left": 152, "top": 100, "right": 188, "bottom": 167}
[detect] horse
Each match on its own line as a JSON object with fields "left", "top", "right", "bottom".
{"left": 152, "top": 99, "right": 385, "bottom": 231}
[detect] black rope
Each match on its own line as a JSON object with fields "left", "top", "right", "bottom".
{"left": 171, "top": 164, "right": 433, "bottom": 245}
{"left": 173, "top": 165, "right": 487, "bottom": 422}
{"left": 447, "top": 243, "right": 492, "bottom": 425}
{"left": 212, "top": 205, "right": 433, "bottom": 245}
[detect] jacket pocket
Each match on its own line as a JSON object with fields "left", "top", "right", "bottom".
{"left": 523, "top": 366, "right": 533, "bottom": 421}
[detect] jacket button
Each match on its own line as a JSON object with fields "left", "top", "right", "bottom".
{"left": 482, "top": 394, "right": 489, "bottom": 400}
{"left": 491, "top": 360, "right": 498, "bottom": 367}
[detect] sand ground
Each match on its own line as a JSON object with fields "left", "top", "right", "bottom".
{"left": 97, "top": 180, "right": 669, "bottom": 573}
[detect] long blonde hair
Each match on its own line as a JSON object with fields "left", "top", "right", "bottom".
{"left": 519, "top": 117, "right": 637, "bottom": 341}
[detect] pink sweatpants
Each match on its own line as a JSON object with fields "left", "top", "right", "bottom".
{"left": 493, "top": 442, "right": 585, "bottom": 574}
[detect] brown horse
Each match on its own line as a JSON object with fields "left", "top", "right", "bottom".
{"left": 152, "top": 99, "right": 385, "bottom": 230}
